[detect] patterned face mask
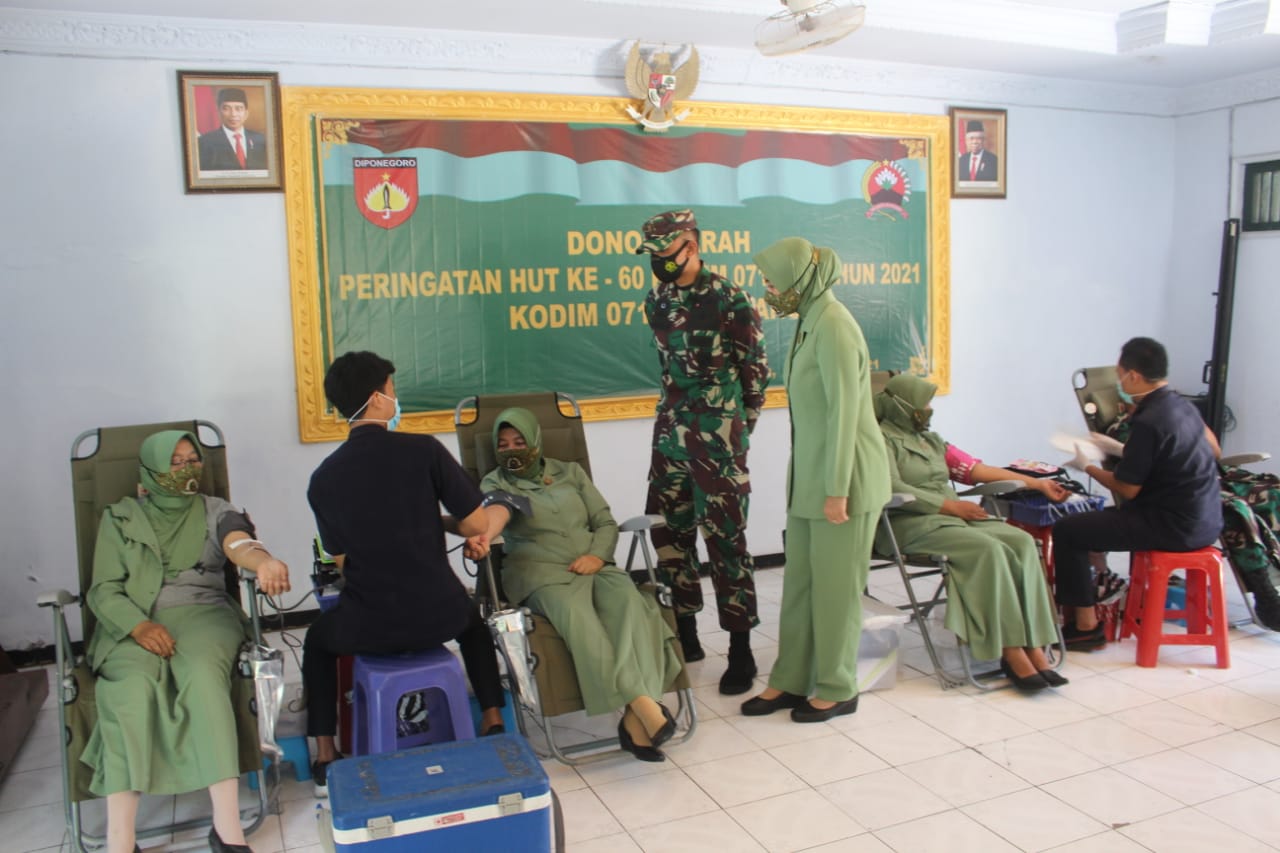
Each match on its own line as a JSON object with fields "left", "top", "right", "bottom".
{"left": 893, "top": 395, "right": 933, "bottom": 432}
{"left": 650, "top": 247, "right": 690, "bottom": 284}
{"left": 151, "top": 462, "right": 203, "bottom": 495}
{"left": 497, "top": 447, "right": 541, "bottom": 479}
{"left": 763, "top": 286, "right": 803, "bottom": 316}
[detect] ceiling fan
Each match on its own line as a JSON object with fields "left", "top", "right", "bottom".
{"left": 755, "top": 0, "right": 867, "bottom": 57}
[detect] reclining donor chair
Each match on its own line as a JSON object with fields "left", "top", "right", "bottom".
{"left": 454, "top": 391, "right": 696, "bottom": 765}
{"left": 39, "top": 420, "right": 271, "bottom": 852}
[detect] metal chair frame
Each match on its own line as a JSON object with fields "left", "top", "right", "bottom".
{"left": 454, "top": 392, "right": 696, "bottom": 765}
{"left": 38, "top": 420, "right": 271, "bottom": 852}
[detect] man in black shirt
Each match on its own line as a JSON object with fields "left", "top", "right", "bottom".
{"left": 1055, "top": 337, "right": 1223, "bottom": 650}
{"left": 302, "top": 351, "right": 505, "bottom": 795}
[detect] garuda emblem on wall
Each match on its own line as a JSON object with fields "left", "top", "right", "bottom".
{"left": 625, "top": 42, "right": 700, "bottom": 132}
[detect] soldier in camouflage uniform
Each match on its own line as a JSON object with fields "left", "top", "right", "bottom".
{"left": 636, "top": 209, "right": 770, "bottom": 695}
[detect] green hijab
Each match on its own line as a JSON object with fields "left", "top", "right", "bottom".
{"left": 492, "top": 407, "right": 545, "bottom": 480}
{"left": 138, "top": 430, "right": 208, "bottom": 576}
{"left": 753, "top": 236, "right": 843, "bottom": 317}
{"left": 874, "top": 373, "right": 937, "bottom": 432}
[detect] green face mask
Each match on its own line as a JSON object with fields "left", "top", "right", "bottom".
{"left": 496, "top": 447, "right": 541, "bottom": 479}
{"left": 893, "top": 396, "right": 933, "bottom": 432}
{"left": 763, "top": 287, "right": 802, "bottom": 317}
{"left": 149, "top": 462, "right": 203, "bottom": 495}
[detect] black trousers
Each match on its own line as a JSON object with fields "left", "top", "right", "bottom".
{"left": 1052, "top": 506, "right": 1215, "bottom": 608}
{"left": 302, "top": 602, "right": 504, "bottom": 738}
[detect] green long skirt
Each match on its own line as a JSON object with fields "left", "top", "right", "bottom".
{"left": 81, "top": 604, "right": 245, "bottom": 796}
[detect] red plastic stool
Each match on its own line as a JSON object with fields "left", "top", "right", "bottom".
{"left": 1119, "top": 547, "right": 1230, "bottom": 668}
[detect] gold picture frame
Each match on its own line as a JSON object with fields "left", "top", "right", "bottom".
{"left": 178, "top": 71, "right": 284, "bottom": 193}
{"left": 950, "top": 107, "right": 1007, "bottom": 199}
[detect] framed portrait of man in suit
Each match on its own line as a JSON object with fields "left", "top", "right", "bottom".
{"left": 178, "top": 71, "right": 283, "bottom": 193}
{"left": 949, "top": 107, "right": 1006, "bottom": 199}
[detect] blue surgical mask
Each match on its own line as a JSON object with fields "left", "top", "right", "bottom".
{"left": 386, "top": 396, "right": 402, "bottom": 432}
{"left": 347, "top": 390, "right": 401, "bottom": 430}
{"left": 1116, "top": 377, "right": 1135, "bottom": 405}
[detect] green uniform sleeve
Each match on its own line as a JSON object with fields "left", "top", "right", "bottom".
{"left": 728, "top": 287, "right": 770, "bottom": 420}
{"left": 85, "top": 509, "right": 150, "bottom": 642}
{"left": 573, "top": 463, "right": 619, "bottom": 562}
{"left": 883, "top": 438, "right": 945, "bottom": 515}
{"left": 816, "top": 318, "right": 861, "bottom": 499}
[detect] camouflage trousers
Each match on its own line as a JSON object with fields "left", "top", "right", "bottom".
{"left": 645, "top": 447, "right": 758, "bottom": 632}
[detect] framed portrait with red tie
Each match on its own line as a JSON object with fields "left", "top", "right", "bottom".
{"left": 949, "top": 107, "right": 1006, "bottom": 199}
{"left": 178, "top": 71, "right": 284, "bottom": 193}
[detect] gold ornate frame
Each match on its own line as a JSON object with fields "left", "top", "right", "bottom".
{"left": 282, "top": 88, "right": 950, "bottom": 441}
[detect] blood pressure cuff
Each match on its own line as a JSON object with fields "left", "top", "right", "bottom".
{"left": 482, "top": 490, "right": 533, "bottom": 519}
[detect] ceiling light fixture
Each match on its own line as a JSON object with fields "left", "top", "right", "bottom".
{"left": 755, "top": 0, "right": 867, "bottom": 57}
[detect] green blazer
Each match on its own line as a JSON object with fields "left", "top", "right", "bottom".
{"left": 480, "top": 459, "right": 620, "bottom": 605}
{"left": 785, "top": 291, "right": 891, "bottom": 518}
{"left": 876, "top": 421, "right": 978, "bottom": 551}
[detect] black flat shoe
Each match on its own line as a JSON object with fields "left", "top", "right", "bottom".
{"left": 1038, "top": 668, "right": 1069, "bottom": 687}
{"left": 647, "top": 703, "right": 677, "bottom": 748}
{"left": 740, "top": 691, "right": 807, "bottom": 717}
{"left": 790, "top": 695, "right": 858, "bottom": 723}
{"left": 617, "top": 718, "right": 665, "bottom": 763}
{"left": 481, "top": 723, "right": 506, "bottom": 736}
{"left": 209, "top": 827, "right": 254, "bottom": 853}
{"left": 1000, "top": 659, "right": 1050, "bottom": 694}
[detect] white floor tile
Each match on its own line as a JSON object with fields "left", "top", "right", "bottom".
{"left": 1052, "top": 673, "right": 1159, "bottom": 715}
{"left": 1193, "top": 784, "right": 1280, "bottom": 847}
{"left": 1040, "top": 830, "right": 1151, "bottom": 852}
{"left": 0, "top": 801, "right": 72, "bottom": 852}
{"left": 680, "top": 751, "right": 805, "bottom": 809}
{"left": 1223, "top": 668, "right": 1280, "bottom": 703}
{"left": 1104, "top": 660, "right": 1228, "bottom": 699}
{"left": 591, "top": 768, "right": 718, "bottom": 830}
{"left": 980, "top": 688, "right": 1098, "bottom": 731}
{"left": 766, "top": 733, "right": 888, "bottom": 786}
{"left": 914, "top": 702, "right": 1036, "bottom": 747}
{"left": 874, "top": 808, "right": 1021, "bottom": 853}
{"left": 976, "top": 732, "right": 1103, "bottom": 788}
{"left": 725, "top": 710, "right": 838, "bottom": 750}
{"left": 1182, "top": 730, "right": 1280, "bottom": 783}
{"left": 817, "top": 768, "right": 950, "bottom": 831}
{"left": 1042, "top": 715, "right": 1168, "bottom": 765}
{"left": 558, "top": 787, "right": 624, "bottom": 844}
{"left": 727, "top": 788, "right": 864, "bottom": 852}
{"left": 821, "top": 692, "right": 910, "bottom": 734}
{"left": 571, "top": 832, "right": 644, "bottom": 853}
{"left": 541, "top": 758, "right": 587, "bottom": 793}
{"left": 1113, "top": 748, "right": 1254, "bottom": 805}
{"left": 630, "top": 810, "right": 764, "bottom": 853}
{"left": 1119, "top": 806, "right": 1276, "bottom": 853}
{"left": 1170, "top": 683, "right": 1280, "bottom": 729}
{"left": 1111, "top": 699, "right": 1233, "bottom": 747}
{"left": 898, "top": 748, "right": 1029, "bottom": 807}
{"left": 1041, "top": 766, "right": 1182, "bottom": 827}
{"left": 0, "top": 764, "right": 63, "bottom": 814}
{"left": 961, "top": 788, "right": 1104, "bottom": 852}
{"left": 842, "top": 717, "right": 964, "bottom": 766}
{"left": 664, "top": 717, "right": 760, "bottom": 768}
{"left": 801, "top": 835, "right": 894, "bottom": 853}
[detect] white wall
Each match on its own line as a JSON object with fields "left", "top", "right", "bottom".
{"left": 0, "top": 25, "right": 1191, "bottom": 650}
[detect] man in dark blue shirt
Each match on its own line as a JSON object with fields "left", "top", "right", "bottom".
{"left": 302, "top": 351, "right": 505, "bottom": 795}
{"left": 1054, "top": 337, "right": 1223, "bottom": 651}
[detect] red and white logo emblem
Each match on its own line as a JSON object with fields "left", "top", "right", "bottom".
{"left": 353, "top": 157, "right": 418, "bottom": 230}
{"left": 861, "top": 160, "right": 911, "bottom": 221}
{"left": 648, "top": 73, "right": 677, "bottom": 110}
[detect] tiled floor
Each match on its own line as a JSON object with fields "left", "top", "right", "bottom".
{"left": 4, "top": 564, "right": 1280, "bottom": 852}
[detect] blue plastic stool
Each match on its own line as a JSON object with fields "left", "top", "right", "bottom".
{"left": 351, "top": 648, "right": 476, "bottom": 756}
{"left": 246, "top": 734, "right": 311, "bottom": 790}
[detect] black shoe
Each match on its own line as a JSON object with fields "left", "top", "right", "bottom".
{"left": 647, "top": 703, "right": 677, "bottom": 748}
{"left": 617, "top": 718, "right": 665, "bottom": 763}
{"left": 208, "top": 827, "right": 254, "bottom": 853}
{"left": 740, "top": 691, "right": 807, "bottom": 717}
{"left": 677, "top": 615, "right": 705, "bottom": 663}
{"left": 481, "top": 723, "right": 506, "bottom": 736}
{"left": 1251, "top": 583, "right": 1280, "bottom": 631}
{"left": 791, "top": 696, "right": 858, "bottom": 723}
{"left": 719, "top": 651, "right": 757, "bottom": 696}
{"left": 1000, "top": 659, "right": 1050, "bottom": 694}
{"left": 1062, "top": 624, "right": 1106, "bottom": 652}
{"left": 1038, "top": 668, "right": 1069, "bottom": 687}
{"left": 312, "top": 753, "right": 343, "bottom": 798}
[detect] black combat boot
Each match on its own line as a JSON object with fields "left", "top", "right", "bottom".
{"left": 719, "top": 630, "right": 757, "bottom": 695}
{"left": 677, "top": 614, "right": 705, "bottom": 662}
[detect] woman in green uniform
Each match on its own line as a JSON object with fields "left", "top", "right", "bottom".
{"left": 471, "top": 408, "right": 684, "bottom": 761}
{"left": 84, "top": 431, "right": 290, "bottom": 853}
{"left": 739, "top": 237, "right": 891, "bottom": 723}
{"left": 875, "top": 373, "right": 1066, "bottom": 691}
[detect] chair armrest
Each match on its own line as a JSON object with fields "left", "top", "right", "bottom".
{"left": 957, "top": 481, "right": 1020, "bottom": 498}
{"left": 1222, "top": 451, "right": 1270, "bottom": 467}
{"left": 37, "top": 589, "right": 78, "bottom": 608}
{"left": 885, "top": 493, "right": 916, "bottom": 510}
{"left": 620, "top": 514, "right": 666, "bottom": 532}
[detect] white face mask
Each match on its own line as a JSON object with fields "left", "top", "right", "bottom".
{"left": 348, "top": 391, "right": 401, "bottom": 431}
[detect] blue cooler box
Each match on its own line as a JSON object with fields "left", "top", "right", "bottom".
{"left": 323, "top": 734, "right": 553, "bottom": 852}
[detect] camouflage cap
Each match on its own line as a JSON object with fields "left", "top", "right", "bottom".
{"left": 636, "top": 209, "right": 698, "bottom": 254}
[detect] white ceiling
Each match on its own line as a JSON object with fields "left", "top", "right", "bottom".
{"left": 4, "top": 0, "right": 1278, "bottom": 88}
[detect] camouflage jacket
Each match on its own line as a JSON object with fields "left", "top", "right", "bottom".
{"left": 644, "top": 265, "right": 769, "bottom": 460}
